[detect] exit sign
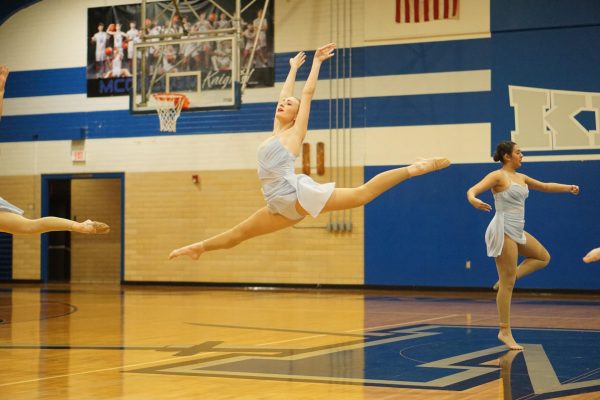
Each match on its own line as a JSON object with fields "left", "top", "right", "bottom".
{"left": 72, "top": 150, "right": 86, "bottom": 162}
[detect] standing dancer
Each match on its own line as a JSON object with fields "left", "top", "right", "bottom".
{"left": 169, "top": 44, "right": 450, "bottom": 260}
{"left": 0, "top": 66, "right": 109, "bottom": 235}
{"left": 467, "top": 141, "right": 579, "bottom": 350}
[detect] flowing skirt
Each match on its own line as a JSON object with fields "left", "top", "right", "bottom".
{"left": 0, "top": 197, "right": 24, "bottom": 215}
{"left": 485, "top": 212, "right": 526, "bottom": 257}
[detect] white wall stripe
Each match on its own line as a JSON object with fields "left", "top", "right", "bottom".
{"left": 1, "top": 128, "right": 598, "bottom": 177}
{"left": 365, "top": 123, "right": 492, "bottom": 165}
{"left": 2, "top": 70, "right": 490, "bottom": 116}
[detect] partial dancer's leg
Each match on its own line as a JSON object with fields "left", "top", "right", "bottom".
{"left": 169, "top": 207, "right": 300, "bottom": 260}
{"left": 493, "top": 231, "right": 550, "bottom": 290}
{"left": 0, "top": 212, "right": 109, "bottom": 235}
{"left": 495, "top": 235, "right": 523, "bottom": 350}
{"left": 321, "top": 157, "right": 450, "bottom": 213}
{"left": 515, "top": 232, "right": 550, "bottom": 279}
{"left": 583, "top": 247, "right": 600, "bottom": 263}
{"left": 0, "top": 65, "right": 8, "bottom": 118}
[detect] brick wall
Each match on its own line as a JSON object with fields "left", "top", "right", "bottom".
{"left": 0, "top": 175, "right": 41, "bottom": 280}
{"left": 125, "top": 168, "right": 364, "bottom": 284}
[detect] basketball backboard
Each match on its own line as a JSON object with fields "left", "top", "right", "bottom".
{"left": 131, "top": 35, "right": 239, "bottom": 112}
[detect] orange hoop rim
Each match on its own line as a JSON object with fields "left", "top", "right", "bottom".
{"left": 153, "top": 92, "right": 188, "bottom": 102}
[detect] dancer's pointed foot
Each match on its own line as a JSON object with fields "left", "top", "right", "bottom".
{"left": 583, "top": 247, "right": 600, "bottom": 263}
{"left": 77, "top": 220, "right": 110, "bottom": 234}
{"left": 169, "top": 242, "right": 205, "bottom": 260}
{"left": 492, "top": 280, "right": 500, "bottom": 291}
{"left": 498, "top": 330, "right": 524, "bottom": 351}
{"left": 407, "top": 157, "right": 451, "bottom": 177}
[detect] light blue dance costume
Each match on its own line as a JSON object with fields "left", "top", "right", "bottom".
{"left": 257, "top": 137, "right": 335, "bottom": 220}
{"left": 485, "top": 172, "right": 529, "bottom": 257}
{"left": 0, "top": 197, "right": 24, "bottom": 215}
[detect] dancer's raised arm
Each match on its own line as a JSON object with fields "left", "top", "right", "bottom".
{"left": 279, "top": 52, "right": 305, "bottom": 101}
{"left": 274, "top": 52, "right": 305, "bottom": 131}
{"left": 293, "top": 43, "right": 336, "bottom": 141}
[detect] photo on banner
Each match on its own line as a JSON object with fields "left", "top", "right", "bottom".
{"left": 86, "top": 0, "right": 274, "bottom": 98}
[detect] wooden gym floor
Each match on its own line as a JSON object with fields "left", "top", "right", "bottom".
{"left": 0, "top": 284, "right": 599, "bottom": 399}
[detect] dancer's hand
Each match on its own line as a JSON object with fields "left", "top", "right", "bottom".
{"left": 569, "top": 185, "right": 580, "bottom": 195}
{"left": 314, "top": 43, "right": 336, "bottom": 63}
{"left": 289, "top": 51, "right": 306, "bottom": 69}
{"left": 469, "top": 197, "right": 492, "bottom": 212}
{"left": 583, "top": 247, "right": 600, "bottom": 263}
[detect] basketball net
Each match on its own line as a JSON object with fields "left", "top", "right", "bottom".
{"left": 153, "top": 93, "right": 189, "bottom": 132}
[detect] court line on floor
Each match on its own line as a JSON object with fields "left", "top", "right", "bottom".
{"left": 186, "top": 322, "right": 383, "bottom": 338}
{"left": 0, "top": 313, "right": 459, "bottom": 387}
{"left": 258, "top": 314, "right": 460, "bottom": 347}
{"left": 0, "top": 352, "right": 222, "bottom": 388}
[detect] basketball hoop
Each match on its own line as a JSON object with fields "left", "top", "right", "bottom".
{"left": 153, "top": 93, "right": 189, "bottom": 132}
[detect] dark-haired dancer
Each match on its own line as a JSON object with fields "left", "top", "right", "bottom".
{"left": 169, "top": 44, "right": 450, "bottom": 260}
{"left": 0, "top": 65, "right": 109, "bottom": 235}
{"left": 467, "top": 141, "right": 579, "bottom": 350}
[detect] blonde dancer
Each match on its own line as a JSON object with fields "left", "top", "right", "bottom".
{"left": 169, "top": 44, "right": 450, "bottom": 260}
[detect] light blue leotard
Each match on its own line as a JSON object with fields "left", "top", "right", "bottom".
{"left": 485, "top": 173, "right": 529, "bottom": 257}
{"left": 257, "top": 137, "right": 335, "bottom": 220}
{"left": 0, "top": 197, "right": 24, "bottom": 215}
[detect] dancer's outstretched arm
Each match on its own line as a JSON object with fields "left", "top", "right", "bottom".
{"left": 279, "top": 52, "right": 305, "bottom": 101}
{"left": 0, "top": 65, "right": 8, "bottom": 120}
{"left": 522, "top": 174, "right": 579, "bottom": 194}
{"left": 273, "top": 52, "right": 305, "bottom": 131}
{"left": 292, "top": 43, "right": 336, "bottom": 141}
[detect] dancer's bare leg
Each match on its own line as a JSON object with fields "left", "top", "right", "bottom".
{"left": 495, "top": 235, "right": 523, "bottom": 350}
{"left": 0, "top": 212, "right": 109, "bottom": 235}
{"left": 515, "top": 232, "right": 550, "bottom": 278}
{"left": 584, "top": 247, "right": 600, "bottom": 263}
{"left": 169, "top": 157, "right": 449, "bottom": 260}
{"left": 321, "top": 158, "right": 450, "bottom": 213}
{"left": 0, "top": 65, "right": 8, "bottom": 118}
{"left": 493, "top": 231, "right": 550, "bottom": 290}
{"left": 169, "top": 207, "right": 300, "bottom": 260}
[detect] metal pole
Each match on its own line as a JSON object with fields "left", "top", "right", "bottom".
{"left": 335, "top": 0, "right": 340, "bottom": 231}
{"left": 348, "top": 0, "right": 353, "bottom": 231}
{"left": 143, "top": 27, "right": 235, "bottom": 40}
{"left": 328, "top": 0, "right": 333, "bottom": 232}
{"left": 342, "top": 0, "right": 347, "bottom": 230}
{"left": 234, "top": 0, "right": 241, "bottom": 92}
{"left": 140, "top": 0, "right": 148, "bottom": 106}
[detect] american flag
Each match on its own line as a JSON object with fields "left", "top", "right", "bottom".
{"left": 396, "top": 0, "right": 459, "bottom": 23}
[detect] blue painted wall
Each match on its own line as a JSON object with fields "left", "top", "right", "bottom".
{"left": 363, "top": 0, "right": 600, "bottom": 289}
{"left": 365, "top": 161, "right": 600, "bottom": 290}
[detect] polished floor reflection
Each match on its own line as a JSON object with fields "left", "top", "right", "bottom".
{"left": 0, "top": 285, "right": 599, "bottom": 399}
